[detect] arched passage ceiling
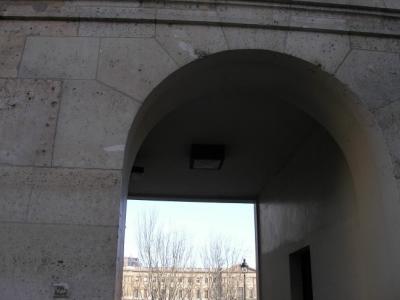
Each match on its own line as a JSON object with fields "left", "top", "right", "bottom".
{"left": 129, "top": 84, "right": 321, "bottom": 199}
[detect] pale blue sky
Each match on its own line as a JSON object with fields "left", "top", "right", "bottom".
{"left": 124, "top": 200, "right": 257, "bottom": 268}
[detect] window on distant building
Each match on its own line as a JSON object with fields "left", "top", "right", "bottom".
{"left": 179, "top": 290, "right": 183, "bottom": 299}
{"left": 134, "top": 289, "right": 139, "bottom": 298}
{"left": 238, "top": 287, "right": 244, "bottom": 299}
{"left": 196, "top": 277, "right": 201, "bottom": 284}
{"left": 196, "top": 289, "right": 201, "bottom": 299}
{"left": 204, "top": 290, "right": 209, "bottom": 299}
{"left": 204, "top": 277, "right": 208, "bottom": 284}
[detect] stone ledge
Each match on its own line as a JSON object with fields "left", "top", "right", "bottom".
{"left": 0, "top": 1, "right": 400, "bottom": 38}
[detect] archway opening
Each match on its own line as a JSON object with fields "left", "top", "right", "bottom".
{"left": 120, "top": 50, "right": 399, "bottom": 300}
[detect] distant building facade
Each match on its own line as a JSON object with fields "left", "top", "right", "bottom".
{"left": 122, "top": 258, "right": 257, "bottom": 300}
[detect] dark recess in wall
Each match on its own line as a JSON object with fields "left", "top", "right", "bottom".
{"left": 289, "top": 246, "right": 313, "bottom": 300}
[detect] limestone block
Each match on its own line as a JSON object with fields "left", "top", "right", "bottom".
{"left": 156, "top": 24, "right": 228, "bottom": 66}
{"left": 53, "top": 80, "right": 140, "bottom": 169}
{"left": 350, "top": 0, "right": 386, "bottom": 6}
{"left": 289, "top": 10, "right": 347, "bottom": 32}
{"left": 19, "top": 37, "right": 99, "bottom": 79}
{"left": 0, "top": 20, "right": 78, "bottom": 36}
{"left": 384, "top": 0, "right": 400, "bottom": 9}
{"left": 79, "top": 21, "right": 154, "bottom": 38}
{"left": 0, "top": 35, "right": 25, "bottom": 78}
{"left": 0, "top": 223, "right": 118, "bottom": 300}
{"left": 336, "top": 50, "right": 400, "bottom": 111}
{"left": 375, "top": 101, "right": 400, "bottom": 179}
{"left": 216, "top": 5, "right": 289, "bottom": 27}
{"left": 0, "top": 79, "right": 61, "bottom": 166}
{"left": 74, "top": 1, "right": 141, "bottom": 7}
{"left": 156, "top": 8, "right": 220, "bottom": 23}
{"left": 299, "top": 0, "right": 385, "bottom": 7}
{"left": 0, "top": 166, "right": 33, "bottom": 222}
{"left": 27, "top": 168, "right": 122, "bottom": 226}
{"left": 0, "top": 1, "right": 77, "bottom": 17}
{"left": 223, "top": 27, "right": 287, "bottom": 52}
{"left": 350, "top": 36, "right": 400, "bottom": 53}
{"left": 285, "top": 32, "right": 350, "bottom": 74}
{"left": 97, "top": 38, "right": 177, "bottom": 101}
{"left": 78, "top": 6, "right": 155, "bottom": 19}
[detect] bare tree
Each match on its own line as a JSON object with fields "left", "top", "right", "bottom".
{"left": 201, "top": 237, "right": 243, "bottom": 300}
{"left": 137, "top": 210, "right": 194, "bottom": 300}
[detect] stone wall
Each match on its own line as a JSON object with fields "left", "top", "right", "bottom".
{"left": 0, "top": 1, "right": 399, "bottom": 299}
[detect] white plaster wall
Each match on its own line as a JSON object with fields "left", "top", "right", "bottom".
{"left": 257, "top": 128, "right": 359, "bottom": 300}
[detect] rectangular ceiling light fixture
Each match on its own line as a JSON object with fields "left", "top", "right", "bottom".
{"left": 190, "top": 144, "right": 225, "bottom": 170}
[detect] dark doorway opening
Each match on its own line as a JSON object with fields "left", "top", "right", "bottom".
{"left": 289, "top": 246, "right": 313, "bottom": 300}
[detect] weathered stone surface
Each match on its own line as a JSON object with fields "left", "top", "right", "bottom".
{"left": 0, "top": 166, "right": 122, "bottom": 225}
{"left": 290, "top": 10, "right": 347, "bottom": 31}
{"left": 97, "top": 38, "right": 177, "bottom": 101}
{"left": 336, "top": 50, "right": 400, "bottom": 111}
{"left": 19, "top": 37, "right": 99, "bottom": 79}
{"left": 223, "top": 27, "right": 287, "bottom": 52}
{"left": 75, "top": 1, "right": 141, "bottom": 7}
{"left": 216, "top": 5, "right": 289, "bottom": 27}
{"left": 285, "top": 32, "right": 350, "bottom": 73}
{"left": 79, "top": 21, "right": 154, "bottom": 37}
{"left": 0, "top": 166, "right": 33, "bottom": 222}
{"left": 0, "top": 20, "right": 78, "bottom": 36}
{"left": 157, "top": 8, "right": 220, "bottom": 23}
{"left": 27, "top": 168, "right": 122, "bottom": 226}
{"left": 78, "top": 6, "right": 155, "bottom": 19}
{"left": 53, "top": 80, "right": 140, "bottom": 169}
{"left": 0, "top": 79, "right": 61, "bottom": 166}
{"left": 384, "top": 0, "right": 400, "bottom": 9}
{"left": 0, "top": 223, "right": 117, "bottom": 300}
{"left": 156, "top": 24, "right": 228, "bottom": 66}
{"left": 0, "top": 1, "right": 77, "bottom": 17}
{"left": 0, "top": 35, "right": 25, "bottom": 78}
{"left": 376, "top": 101, "right": 400, "bottom": 179}
{"left": 350, "top": 36, "right": 400, "bottom": 53}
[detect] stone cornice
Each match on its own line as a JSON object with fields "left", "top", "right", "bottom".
{"left": 1, "top": 0, "right": 400, "bottom": 38}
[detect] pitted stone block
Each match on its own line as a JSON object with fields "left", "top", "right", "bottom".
{"left": 0, "top": 20, "right": 78, "bottom": 37}
{"left": 216, "top": 5, "right": 290, "bottom": 27}
{"left": 0, "top": 79, "right": 61, "bottom": 166}
{"left": 97, "top": 38, "right": 177, "bottom": 101}
{"left": 78, "top": 6, "right": 155, "bottom": 19}
{"left": 350, "top": 36, "right": 400, "bottom": 53}
{"left": 53, "top": 80, "right": 140, "bottom": 169}
{"left": 223, "top": 27, "right": 287, "bottom": 52}
{"left": 27, "top": 168, "right": 122, "bottom": 226}
{"left": 0, "top": 223, "right": 117, "bottom": 300}
{"left": 79, "top": 22, "right": 154, "bottom": 38}
{"left": 384, "top": 0, "right": 400, "bottom": 9}
{"left": 157, "top": 8, "right": 220, "bottom": 23}
{"left": 336, "top": 50, "right": 400, "bottom": 111}
{"left": 19, "top": 37, "right": 99, "bottom": 79}
{"left": 156, "top": 25, "right": 228, "bottom": 66}
{"left": 285, "top": 32, "right": 350, "bottom": 74}
{"left": 0, "top": 166, "right": 34, "bottom": 222}
{"left": 0, "top": 1, "right": 77, "bottom": 17}
{"left": 376, "top": 101, "right": 400, "bottom": 179}
{"left": 0, "top": 35, "right": 25, "bottom": 78}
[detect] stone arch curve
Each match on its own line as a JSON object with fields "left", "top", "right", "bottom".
{"left": 120, "top": 49, "right": 400, "bottom": 299}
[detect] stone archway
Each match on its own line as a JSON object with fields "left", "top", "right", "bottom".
{"left": 121, "top": 50, "right": 400, "bottom": 300}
